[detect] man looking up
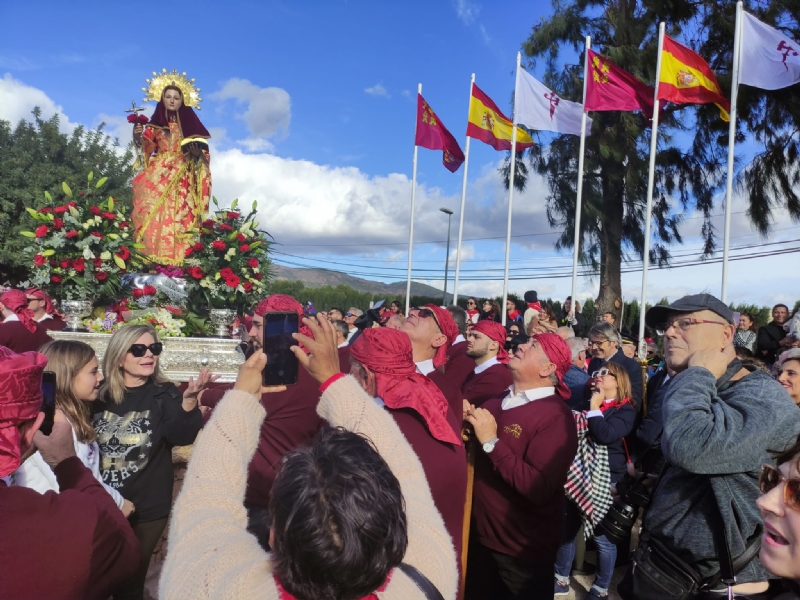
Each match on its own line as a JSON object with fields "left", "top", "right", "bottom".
{"left": 586, "top": 321, "right": 643, "bottom": 408}
{"left": 0, "top": 290, "right": 51, "bottom": 353}
{"left": 464, "top": 333, "right": 578, "bottom": 600}
{"left": 462, "top": 320, "right": 513, "bottom": 406}
{"left": 445, "top": 304, "right": 475, "bottom": 389}
{"left": 344, "top": 307, "right": 362, "bottom": 341}
{"left": 563, "top": 336, "right": 590, "bottom": 410}
{"left": 619, "top": 293, "right": 800, "bottom": 598}
{"left": 333, "top": 320, "right": 349, "bottom": 348}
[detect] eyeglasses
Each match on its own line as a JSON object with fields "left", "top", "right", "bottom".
{"left": 416, "top": 308, "right": 442, "bottom": 331}
{"left": 345, "top": 313, "right": 355, "bottom": 317}
{"left": 760, "top": 464, "right": 800, "bottom": 512}
{"left": 655, "top": 318, "right": 728, "bottom": 336}
{"left": 26, "top": 297, "right": 40, "bottom": 302}
{"left": 128, "top": 342, "right": 163, "bottom": 357}
{"left": 591, "top": 368, "right": 616, "bottom": 379}
{"left": 587, "top": 339, "right": 609, "bottom": 348}
{"left": 467, "top": 301, "right": 476, "bottom": 306}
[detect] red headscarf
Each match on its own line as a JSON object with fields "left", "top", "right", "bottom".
{"left": 1, "top": 290, "right": 37, "bottom": 333}
{"left": 25, "top": 287, "right": 57, "bottom": 316}
{"left": 423, "top": 304, "right": 459, "bottom": 369}
{"left": 533, "top": 333, "right": 572, "bottom": 401}
{"left": 351, "top": 328, "right": 461, "bottom": 446}
{"left": 254, "top": 295, "right": 313, "bottom": 353}
{"left": 471, "top": 320, "right": 509, "bottom": 364}
{"left": 0, "top": 346, "right": 48, "bottom": 477}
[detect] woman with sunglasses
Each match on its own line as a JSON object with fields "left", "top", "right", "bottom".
{"left": 757, "top": 436, "right": 800, "bottom": 597}
{"left": 93, "top": 325, "right": 217, "bottom": 600}
{"left": 554, "top": 362, "right": 636, "bottom": 599}
{"left": 465, "top": 297, "right": 480, "bottom": 324}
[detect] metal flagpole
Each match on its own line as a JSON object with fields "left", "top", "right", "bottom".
{"left": 637, "top": 22, "right": 665, "bottom": 359}
{"left": 501, "top": 53, "right": 522, "bottom": 327}
{"left": 721, "top": 1, "right": 744, "bottom": 303}
{"left": 453, "top": 74, "right": 475, "bottom": 305}
{"left": 405, "top": 83, "right": 422, "bottom": 315}
{"left": 571, "top": 36, "right": 591, "bottom": 314}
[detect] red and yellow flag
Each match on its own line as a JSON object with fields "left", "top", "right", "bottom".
{"left": 415, "top": 94, "right": 465, "bottom": 173}
{"left": 658, "top": 35, "right": 730, "bottom": 121}
{"left": 467, "top": 84, "right": 534, "bottom": 152}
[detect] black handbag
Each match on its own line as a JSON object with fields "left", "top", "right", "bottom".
{"left": 398, "top": 562, "right": 445, "bottom": 600}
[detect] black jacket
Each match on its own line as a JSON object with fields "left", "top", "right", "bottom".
{"left": 587, "top": 351, "right": 644, "bottom": 409}
{"left": 587, "top": 402, "right": 637, "bottom": 483}
{"left": 757, "top": 322, "right": 787, "bottom": 365}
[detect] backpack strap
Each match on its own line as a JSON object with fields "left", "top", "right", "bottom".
{"left": 398, "top": 563, "right": 445, "bottom": 600}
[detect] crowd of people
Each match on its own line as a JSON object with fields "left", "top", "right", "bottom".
{"left": 1, "top": 284, "right": 800, "bottom": 600}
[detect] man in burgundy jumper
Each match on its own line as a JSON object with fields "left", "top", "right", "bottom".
{"left": 26, "top": 287, "right": 67, "bottom": 331}
{"left": 0, "top": 290, "right": 52, "bottom": 353}
{"left": 462, "top": 320, "right": 513, "bottom": 406}
{"left": 464, "top": 333, "right": 578, "bottom": 600}
{"left": 401, "top": 304, "right": 463, "bottom": 417}
{"left": 0, "top": 346, "right": 140, "bottom": 600}
{"left": 444, "top": 304, "right": 475, "bottom": 389}
{"left": 349, "top": 328, "right": 467, "bottom": 578}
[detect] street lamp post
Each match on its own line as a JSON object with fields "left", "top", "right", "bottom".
{"left": 440, "top": 208, "right": 454, "bottom": 304}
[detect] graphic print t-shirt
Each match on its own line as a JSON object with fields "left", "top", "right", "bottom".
{"left": 93, "top": 381, "right": 202, "bottom": 522}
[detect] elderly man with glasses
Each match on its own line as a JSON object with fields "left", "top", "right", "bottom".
{"left": 618, "top": 293, "right": 800, "bottom": 599}
{"left": 586, "top": 321, "right": 644, "bottom": 408}
{"left": 343, "top": 307, "right": 363, "bottom": 341}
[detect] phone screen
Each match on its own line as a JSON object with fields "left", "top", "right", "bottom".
{"left": 263, "top": 311, "right": 299, "bottom": 386}
{"left": 40, "top": 371, "right": 56, "bottom": 436}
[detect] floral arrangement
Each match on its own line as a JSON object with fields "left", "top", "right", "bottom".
{"left": 21, "top": 172, "right": 143, "bottom": 302}
{"left": 182, "top": 197, "right": 272, "bottom": 314}
{"left": 84, "top": 307, "right": 187, "bottom": 337}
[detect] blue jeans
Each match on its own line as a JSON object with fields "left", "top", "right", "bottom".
{"left": 554, "top": 501, "right": 617, "bottom": 593}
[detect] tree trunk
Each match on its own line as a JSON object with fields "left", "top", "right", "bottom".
{"left": 596, "top": 164, "right": 624, "bottom": 322}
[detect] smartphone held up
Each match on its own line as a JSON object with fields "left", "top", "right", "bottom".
{"left": 40, "top": 371, "right": 56, "bottom": 436}
{"left": 262, "top": 311, "right": 299, "bottom": 386}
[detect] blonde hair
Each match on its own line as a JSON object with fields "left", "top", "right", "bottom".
{"left": 39, "top": 340, "right": 98, "bottom": 444}
{"left": 100, "top": 325, "right": 171, "bottom": 405}
{"left": 605, "top": 362, "right": 635, "bottom": 408}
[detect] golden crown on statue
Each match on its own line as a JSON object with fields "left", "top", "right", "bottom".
{"left": 142, "top": 69, "right": 202, "bottom": 109}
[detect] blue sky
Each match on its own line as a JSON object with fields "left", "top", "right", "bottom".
{"left": 1, "top": 0, "right": 798, "bottom": 307}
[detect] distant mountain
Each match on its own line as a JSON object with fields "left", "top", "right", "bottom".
{"left": 271, "top": 264, "right": 452, "bottom": 301}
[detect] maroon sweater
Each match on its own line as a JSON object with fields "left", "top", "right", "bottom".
{"left": 445, "top": 341, "right": 475, "bottom": 390}
{"left": 0, "top": 320, "right": 52, "bottom": 353}
{"left": 40, "top": 315, "right": 67, "bottom": 331}
{"left": 461, "top": 363, "right": 513, "bottom": 407}
{"left": 0, "top": 456, "right": 140, "bottom": 600}
{"left": 427, "top": 369, "right": 464, "bottom": 423}
{"left": 472, "top": 392, "right": 578, "bottom": 563}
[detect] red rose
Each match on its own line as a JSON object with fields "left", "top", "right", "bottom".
{"left": 90, "top": 231, "right": 104, "bottom": 239}
{"left": 202, "top": 219, "right": 214, "bottom": 229}
{"left": 227, "top": 212, "right": 240, "bottom": 219}
{"left": 35, "top": 225, "right": 49, "bottom": 238}
{"left": 66, "top": 230, "right": 79, "bottom": 239}
{"left": 119, "top": 221, "right": 129, "bottom": 229}
{"left": 95, "top": 271, "right": 107, "bottom": 281}
{"left": 236, "top": 233, "right": 246, "bottom": 242}
{"left": 243, "top": 281, "right": 253, "bottom": 292}
{"left": 193, "top": 242, "right": 204, "bottom": 251}
{"left": 189, "top": 266, "right": 205, "bottom": 279}
{"left": 53, "top": 206, "right": 68, "bottom": 214}
{"left": 254, "top": 273, "right": 262, "bottom": 280}
{"left": 144, "top": 285, "right": 157, "bottom": 296}
{"left": 52, "top": 218, "right": 63, "bottom": 229}
{"left": 92, "top": 258, "right": 103, "bottom": 268}
{"left": 137, "top": 114, "right": 149, "bottom": 124}
{"left": 219, "top": 223, "right": 233, "bottom": 231}
{"left": 79, "top": 192, "right": 85, "bottom": 197}
{"left": 39, "top": 207, "right": 53, "bottom": 214}
{"left": 220, "top": 267, "right": 234, "bottom": 279}
{"left": 239, "top": 244, "right": 250, "bottom": 252}
{"left": 132, "top": 288, "right": 144, "bottom": 298}
{"left": 116, "top": 246, "right": 131, "bottom": 260}
{"left": 51, "top": 275, "right": 62, "bottom": 283}
{"left": 34, "top": 254, "right": 46, "bottom": 266}
{"left": 127, "top": 114, "right": 137, "bottom": 123}
{"left": 224, "top": 275, "right": 240, "bottom": 288}
{"left": 103, "top": 212, "right": 116, "bottom": 220}
{"left": 212, "top": 240, "right": 226, "bottom": 251}
{"left": 247, "top": 258, "right": 259, "bottom": 268}
{"left": 72, "top": 257, "right": 85, "bottom": 272}
{"left": 185, "top": 246, "right": 193, "bottom": 258}
{"left": 60, "top": 259, "right": 71, "bottom": 269}
{"left": 89, "top": 206, "right": 101, "bottom": 215}
{"left": 68, "top": 202, "right": 77, "bottom": 208}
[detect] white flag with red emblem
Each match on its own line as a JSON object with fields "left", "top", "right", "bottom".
{"left": 740, "top": 12, "right": 800, "bottom": 90}
{"left": 515, "top": 67, "right": 591, "bottom": 136}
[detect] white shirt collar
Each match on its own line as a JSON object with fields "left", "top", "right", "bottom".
{"left": 36, "top": 314, "right": 53, "bottom": 322}
{"left": 3, "top": 314, "right": 20, "bottom": 323}
{"left": 474, "top": 355, "right": 499, "bottom": 375}
{"left": 501, "top": 385, "right": 556, "bottom": 410}
{"left": 454, "top": 334, "right": 466, "bottom": 345}
{"left": 337, "top": 341, "right": 349, "bottom": 348}
{"left": 416, "top": 359, "right": 436, "bottom": 376}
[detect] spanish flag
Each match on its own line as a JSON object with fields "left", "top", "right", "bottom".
{"left": 467, "top": 84, "right": 534, "bottom": 152}
{"left": 659, "top": 35, "right": 730, "bottom": 121}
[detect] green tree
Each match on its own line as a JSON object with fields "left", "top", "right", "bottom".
{"left": 0, "top": 108, "right": 134, "bottom": 281}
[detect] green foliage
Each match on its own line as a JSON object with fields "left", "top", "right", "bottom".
{"left": 265, "top": 281, "right": 382, "bottom": 312}
{"left": 0, "top": 108, "right": 134, "bottom": 282}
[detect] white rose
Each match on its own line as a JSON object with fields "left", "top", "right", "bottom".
{"left": 100, "top": 251, "right": 111, "bottom": 260}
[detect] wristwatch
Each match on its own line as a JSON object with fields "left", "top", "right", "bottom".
{"left": 482, "top": 437, "right": 499, "bottom": 453}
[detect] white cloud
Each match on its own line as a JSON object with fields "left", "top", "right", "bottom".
{"left": 209, "top": 78, "right": 291, "bottom": 150}
{"left": 450, "top": 244, "right": 474, "bottom": 263}
{"left": 454, "top": 0, "right": 480, "bottom": 24}
{"left": 364, "top": 83, "right": 390, "bottom": 98}
{"left": 94, "top": 113, "right": 133, "bottom": 147}
{"left": 0, "top": 73, "right": 76, "bottom": 133}
{"left": 401, "top": 89, "right": 412, "bottom": 98}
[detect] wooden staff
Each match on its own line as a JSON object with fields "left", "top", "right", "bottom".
{"left": 460, "top": 437, "right": 476, "bottom": 597}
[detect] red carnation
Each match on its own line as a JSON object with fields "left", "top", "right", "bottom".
{"left": 137, "top": 114, "right": 149, "bottom": 124}
{"left": 219, "top": 224, "right": 233, "bottom": 231}
{"left": 132, "top": 288, "right": 144, "bottom": 298}
{"left": 224, "top": 275, "right": 241, "bottom": 288}
{"left": 103, "top": 212, "right": 116, "bottom": 220}
{"left": 52, "top": 218, "right": 63, "bottom": 230}
{"left": 212, "top": 240, "right": 226, "bottom": 251}
{"left": 236, "top": 233, "right": 246, "bottom": 242}
{"left": 35, "top": 225, "right": 49, "bottom": 238}
{"left": 227, "top": 212, "right": 240, "bottom": 219}
{"left": 254, "top": 273, "right": 263, "bottom": 280}
{"left": 66, "top": 230, "right": 79, "bottom": 239}
{"left": 72, "top": 257, "right": 86, "bottom": 272}
{"left": 53, "top": 206, "right": 68, "bottom": 214}
{"left": 92, "top": 258, "right": 103, "bottom": 268}
{"left": 68, "top": 202, "right": 77, "bottom": 208}
{"left": 202, "top": 219, "right": 214, "bottom": 229}
{"left": 60, "top": 259, "right": 71, "bottom": 269}
{"left": 79, "top": 192, "right": 86, "bottom": 197}
{"left": 239, "top": 244, "right": 250, "bottom": 253}
{"left": 185, "top": 246, "right": 194, "bottom": 258}
{"left": 119, "top": 221, "right": 129, "bottom": 229}
{"left": 90, "top": 231, "right": 104, "bottom": 239}
{"left": 95, "top": 271, "right": 108, "bottom": 281}
{"left": 247, "top": 258, "right": 259, "bottom": 268}
{"left": 39, "top": 207, "right": 53, "bottom": 214}
{"left": 189, "top": 266, "right": 205, "bottom": 279}
{"left": 193, "top": 242, "right": 204, "bottom": 251}
{"left": 34, "top": 254, "right": 46, "bottom": 266}
{"left": 220, "top": 267, "right": 234, "bottom": 279}
{"left": 144, "top": 285, "right": 157, "bottom": 296}
{"left": 51, "top": 275, "right": 62, "bottom": 283}
{"left": 116, "top": 246, "right": 131, "bottom": 260}
{"left": 243, "top": 281, "right": 253, "bottom": 292}
{"left": 89, "top": 206, "right": 101, "bottom": 215}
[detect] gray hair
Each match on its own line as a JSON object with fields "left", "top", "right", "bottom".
{"left": 347, "top": 307, "right": 363, "bottom": 317}
{"left": 446, "top": 305, "right": 468, "bottom": 336}
{"left": 333, "top": 320, "right": 349, "bottom": 338}
{"left": 777, "top": 348, "right": 800, "bottom": 370}
{"left": 565, "top": 337, "right": 585, "bottom": 362}
{"left": 589, "top": 321, "right": 622, "bottom": 347}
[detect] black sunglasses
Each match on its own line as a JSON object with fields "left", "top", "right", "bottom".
{"left": 416, "top": 308, "right": 442, "bottom": 330}
{"left": 128, "top": 342, "right": 163, "bottom": 357}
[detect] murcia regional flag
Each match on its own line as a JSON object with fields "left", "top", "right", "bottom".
{"left": 740, "top": 12, "right": 800, "bottom": 90}
{"left": 515, "top": 67, "right": 591, "bottom": 136}
{"left": 467, "top": 84, "right": 534, "bottom": 152}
